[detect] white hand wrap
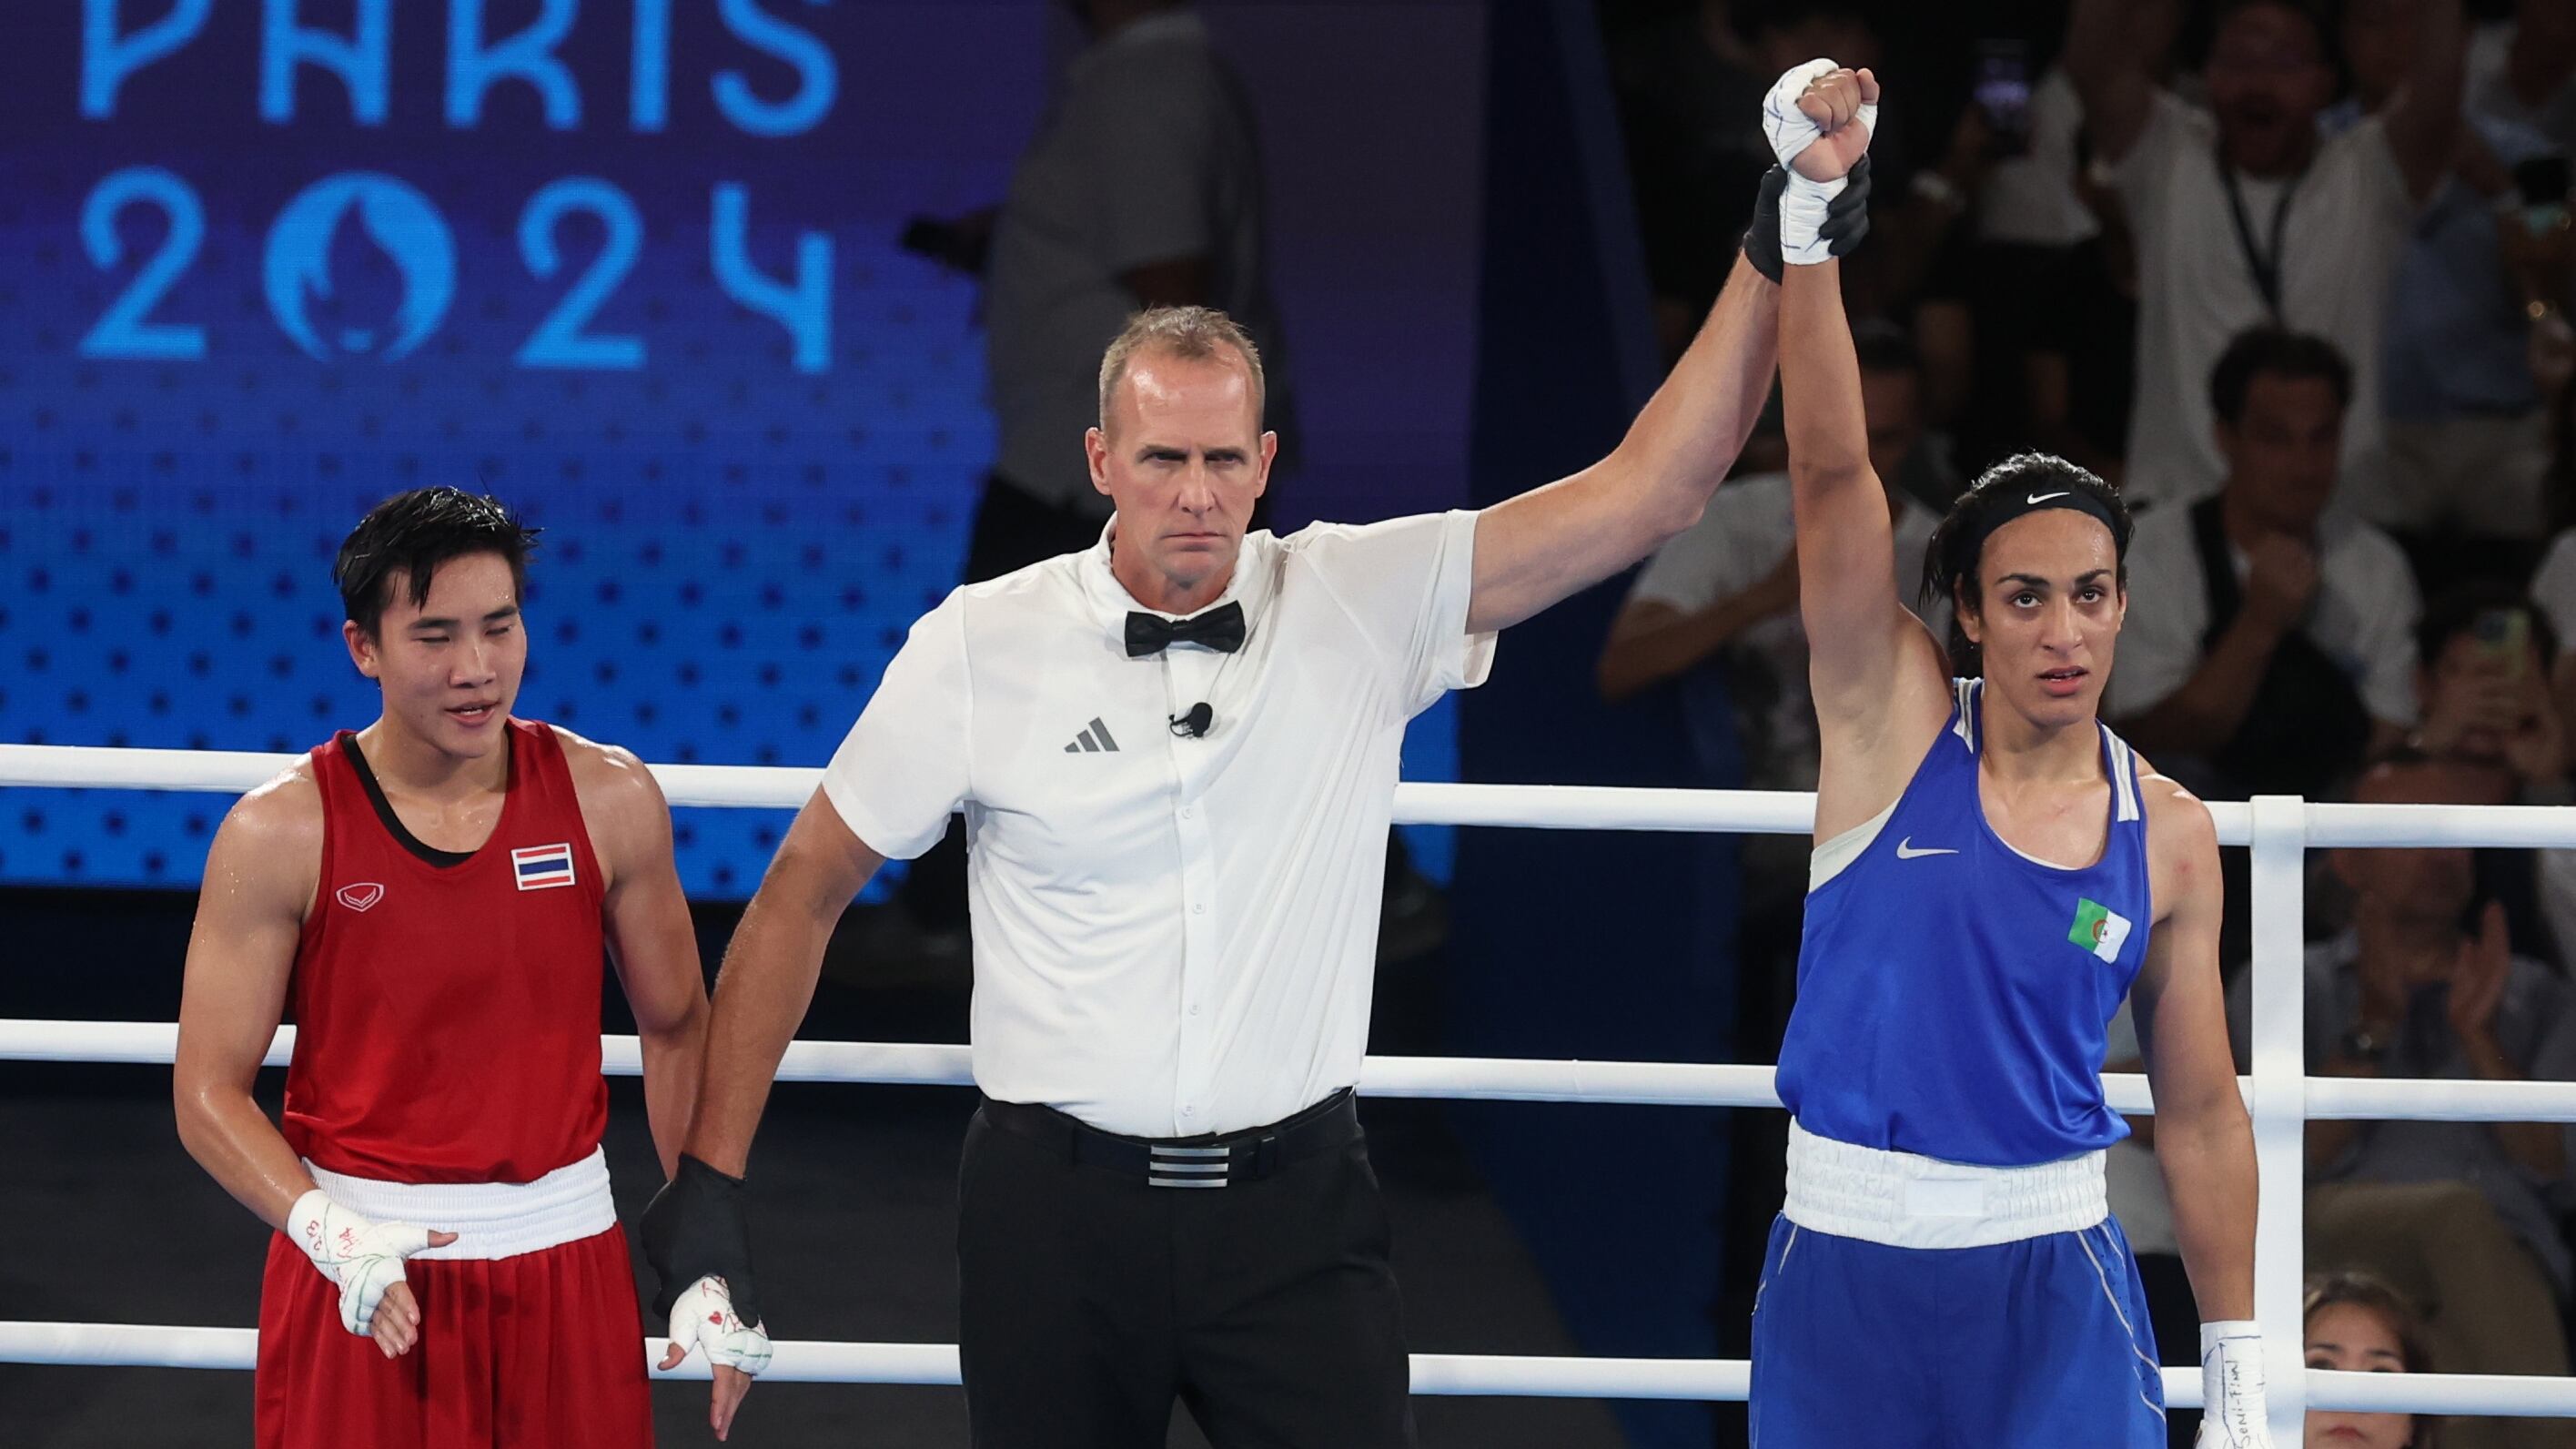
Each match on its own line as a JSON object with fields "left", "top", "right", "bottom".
{"left": 288, "top": 1187, "right": 441, "bottom": 1337}
{"left": 1761, "top": 59, "right": 1880, "bottom": 265}
{"left": 667, "top": 1274, "right": 773, "bottom": 1378}
{"left": 2197, "top": 1322, "right": 2276, "bottom": 1448}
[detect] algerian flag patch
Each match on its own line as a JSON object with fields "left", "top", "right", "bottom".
{"left": 2068, "top": 897, "right": 2132, "bottom": 963}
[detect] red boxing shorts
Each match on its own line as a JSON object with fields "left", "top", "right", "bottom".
{"left": 255, "top": 1150, "right": 652, "bottom": 1449}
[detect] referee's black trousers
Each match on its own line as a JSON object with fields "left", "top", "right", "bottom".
{"left": 956, "top": 1097, "right": 1416, "bottom": 1448}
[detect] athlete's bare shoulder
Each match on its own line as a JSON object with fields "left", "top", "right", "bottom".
{"left": 221, "top": 755, "right": 323, "bottom": 846}
{"left": 207, "top": 755, "right": 326, "bottom": 917}
{"left": 2133, "top": 754, "right": 2219, "bottom": 920}
{"left": 547, "top": 724, "right": 661, "bottom": 811}
{"left": 545, "top": 725, "right": 673, "bottom": 890}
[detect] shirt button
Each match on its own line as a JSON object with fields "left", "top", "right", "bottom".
{"left": 1180, "top": 1105, "right": 1197, "bottom": 1118}
{"left": 1179, "top": 806, "right": 1195, "bottom": 820}
{"left": 1192, "top": 902, "right": 1206, "bottom": 915}
{"left": 1190, "top": 1003, "right": 1202, "bottom": 1017}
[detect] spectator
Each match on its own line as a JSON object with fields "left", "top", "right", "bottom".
{"left": 2412, "top": 584, "right": 2569, "bottom": 805}
{"left": 2066, "top": 0, "right": 2467, "bottom": 518}
{"left": 2407, "top": 583, "right": 2575, "bottom": 966}
{"left": 1865, "top": 101, "right": 1991, "bottom": 429}
{"left": 2521, "top": 205, "right": 2574, "bottom": 725}
{"left": 1611, "top": 1, "right": 1884, "bottom": 364}
{"left": 2470, "top": 0, "right": 2575, "bottom": 161}
{"left": 1595, "top": 319, "right": 1954, "bottom": 793}
{"left": 2229, "top": 752, "right": 2576, "bottom": 1449}
{"left": 2304, "top": 1270, "right": 2440, "bottom": 1449}
{"left": 2519, "top": 206, "right": 2575, "bottom": 684}
{"left": 2366, "top": 0, "right": 2576, "bottom": 546}
{"left": 1972, "top": 51, "right": 2169, "bottom": 488}
{"left": 896, "top": 0, "right": 1288, "bottom": 942}
{"left": 2113, "top": 329, "right": 2418, "bottom": 804}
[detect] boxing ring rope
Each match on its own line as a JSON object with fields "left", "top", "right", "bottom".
{"left": 20, "top": 1021, "right": 2576, "bottom": 1120}
{"left": 10, "top": 745, "right": 2576, "bottom": 1434}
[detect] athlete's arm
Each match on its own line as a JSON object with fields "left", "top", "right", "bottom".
{"left": 569, "top": 736, "right": 710, "bottom": 1181}
{"left": 1780, "top": 246, "right": 1952, "bottom": 838}
{"left": 1466, "top": 251, "right": 1780, "bottom": 636}
{"left": 174, "top": 774, "right": 322, "bottom": 1232}
{"left": 175, "top": 770, "right": 450, "bottom": 1358}
{"left": 2131, "top": 774, "right": 2255, "bottom": 1324}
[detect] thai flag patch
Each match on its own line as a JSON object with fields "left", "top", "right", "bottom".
{"left": 511, "top": 842, "right": 577, "bottom": 891}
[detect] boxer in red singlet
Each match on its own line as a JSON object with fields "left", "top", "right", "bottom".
{"left": 175, "top": 488, "right": 714, "bottom": 1448}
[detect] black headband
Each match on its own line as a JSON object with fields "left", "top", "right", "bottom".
{"left": 1954, "top": 487, "right": 2127, "bottom": 582}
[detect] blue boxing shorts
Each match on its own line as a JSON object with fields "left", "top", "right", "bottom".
{"left": 1749, "top": 1125, "right": 2167, "bottom": 1448}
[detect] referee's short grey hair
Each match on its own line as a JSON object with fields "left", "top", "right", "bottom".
{"left": 1096, "top": 307, "right": 1267, "bottom": 431}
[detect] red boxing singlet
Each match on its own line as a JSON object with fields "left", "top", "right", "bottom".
{"left": 281, "top": 720, "right": 610, "bottom": 1184}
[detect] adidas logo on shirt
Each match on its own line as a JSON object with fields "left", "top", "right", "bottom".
{"left": 1065, "top": 717, "right": 1120, "bottom": 754}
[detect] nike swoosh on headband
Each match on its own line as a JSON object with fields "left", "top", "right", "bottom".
{"left": 2025, "top": 491, "right": 2069, "bottom": 504}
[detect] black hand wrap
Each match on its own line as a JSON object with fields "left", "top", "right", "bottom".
{"left": 1741, "top": 156, "right": 1874, "bottom": 285}
{"left": 641, "top": 1154, "right": 762, "bottom": 1327}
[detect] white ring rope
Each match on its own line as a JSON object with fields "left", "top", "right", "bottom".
{"left": 23, "top": 1021, "right": 2576, "bottom": 1122}
{"left": 11, "top": 744, "right": 2576, "bottom": 1424}
{"left": 14, "top": 743, "right": 2576, "bottom": 847}
{"left": 9, "top": 1317, "right": 2576, "bottom": 1416}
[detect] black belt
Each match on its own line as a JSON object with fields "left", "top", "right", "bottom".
{"left": 977, "top": 1089, "right": 1359, "bottom": 1190}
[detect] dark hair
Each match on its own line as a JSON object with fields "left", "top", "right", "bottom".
{"left": 1851, "top": 319, "right": 1923, "bottom": 381}
{"left": 2209, "top": 326, "right": 2353, "bottom": 428}
{"left": 1919, "top": 453, "right": 2132, "bottom": 676}
{"left": 334, "top": 488, "right": 540, "bottom": 636}
{"left": 1732, "top": 0, "right": 1870, "bottom": 39}
{"left": 2304, "top": 1270, "right": 2438, "bottom": 1444}
{"left": 2212, "top": 0, "right": 2330, "bottom": 51}
{"left": 2417, "top": 581, "right": 2560, "bottom": 674}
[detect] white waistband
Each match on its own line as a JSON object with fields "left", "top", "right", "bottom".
{"left": 1783, "top": 1120, "right": 2107, "bottom": 1249}
{"left": 303, "top": 1148, "right": 616, "bottom": 1262}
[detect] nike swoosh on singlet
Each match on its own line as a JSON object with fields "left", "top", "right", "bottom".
{"left": 2025, "top": 491, "right": 2069, "bottom": 504}
{"left": 1894, "top": 838, "right": 1958, "bottom": 859}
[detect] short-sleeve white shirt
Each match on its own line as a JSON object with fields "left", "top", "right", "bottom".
{"left": 2531, "top": 530, "right": 2576, "bottom": 651}
{"left": 2109, "top": 502, "right": 2420, "bottom": 727}
{"left": 822, "top": 512, "right": 1495, "bottom": 1137}
{"left": 2114, "top": 92, "right": 2413, "bottom": 516}
{"left": 1625, "top": 471, "right": 1947, "bottom": 788}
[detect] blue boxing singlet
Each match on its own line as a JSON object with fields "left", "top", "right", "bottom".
{"left": 1773, "top": 678, "right": 2153, "bottom": 1167}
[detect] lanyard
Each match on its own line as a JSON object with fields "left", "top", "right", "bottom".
{"left": 2217, "top": 153, "right": 2301, "bottom": 319}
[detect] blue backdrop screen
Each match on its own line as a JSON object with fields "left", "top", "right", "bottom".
{"left": 0, "top": 3, "right": 1487, "bottom": 897}
{"left": 1, "top": 2, "right": 1041, "bottom": 895}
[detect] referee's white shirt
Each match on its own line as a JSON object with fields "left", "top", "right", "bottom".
{"left": 821, "top": 512, "right": 1495, "bottom": 1138}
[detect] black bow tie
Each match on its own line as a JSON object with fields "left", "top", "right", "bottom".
{"left": 1126, "top": 602, "right": 1247, "bottom": 658}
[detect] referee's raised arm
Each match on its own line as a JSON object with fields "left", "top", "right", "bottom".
{"left": 1464, "top": 159, "right": 1872, "bottom": 637}
{"left": 1465, "top": 250, "right": 1775, "bottom": 635}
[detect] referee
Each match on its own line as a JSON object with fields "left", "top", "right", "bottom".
{"left": 647, "top": 174, "right": 1865, "bottom": 1445}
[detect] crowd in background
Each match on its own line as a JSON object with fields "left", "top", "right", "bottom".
{"left": 876, "top": 0, "right": 2576, "bottom": 1440}
{"left": 1601, "top": 1, "right": 2575, "bottom": 1444}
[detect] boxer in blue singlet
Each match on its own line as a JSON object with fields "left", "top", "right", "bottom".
{"left": 1753, "top": 62, "right": 2269, "bottom": 1447}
